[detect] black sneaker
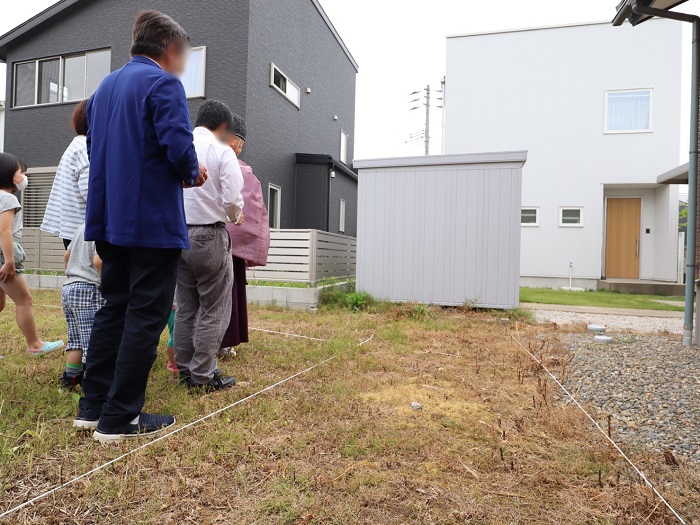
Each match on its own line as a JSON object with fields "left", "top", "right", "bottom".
{"left": 93, "top": 413, "right": 176, "bottom": 443}
{"left": 188, "top": 370, "right": 236, "bottom": 393}
{"left": 73, "top": 408, "right": 100, "bottom": 430}
{"left": 60, "top": 371, "right": 83, "bottom": 391}
{"left": 179, "top": 370, "right": 194, "bottom": 387}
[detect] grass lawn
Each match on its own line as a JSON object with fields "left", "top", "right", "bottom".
{"left": 1, "top": 290, "right": 698, "bottom": 524}
{"left": 520, "top": 287, "right": 685, "bottom": 312}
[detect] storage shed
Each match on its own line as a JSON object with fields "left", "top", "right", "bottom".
{"left": 354, "top": 151, "right": 527, "bottom": 309}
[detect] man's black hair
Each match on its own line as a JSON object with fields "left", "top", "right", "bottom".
{"left": 194, "top": 100, "right": 234, "bottom": 132}
{"left": 0, "top": 153, "right": 20, "bottom": 190}
{"left": 130, "top": 10, "right": 190, "bottom": 58}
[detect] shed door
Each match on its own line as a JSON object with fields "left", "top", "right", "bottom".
{"left": 605, "top": 198, "right": 641, "bottom": 279}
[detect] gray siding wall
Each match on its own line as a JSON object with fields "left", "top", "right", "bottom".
{"left": 245, "top": 0, "right": 357, "bottom": 228}
{"left": 3, "top": 0, "right": 249, "bottom": 167}
{"left": 328, "top": 172, "right": 357, "bottom": 237}
{"left": 294, "top": 163, "right": 329, "bottom": 231}
{"left": 356, "top": 155, "right": 525, "bottom": 309}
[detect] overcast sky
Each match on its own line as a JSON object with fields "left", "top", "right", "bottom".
{"left": 2, "top": 0, "right": 699, "bottom": 170}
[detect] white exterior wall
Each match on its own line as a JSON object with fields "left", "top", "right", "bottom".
{"left": 355, "top": 152, "right": 525, "bottom": 309}
{"left": 444, "top": 20, "right": 683, "bottom": 284}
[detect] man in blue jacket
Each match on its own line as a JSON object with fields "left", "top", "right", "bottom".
{"left": 75, "top": 10, "right": 207, "bottom": 442}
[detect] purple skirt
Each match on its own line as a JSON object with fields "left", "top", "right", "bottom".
{"left": 221, "top": 256, "right": 249, "bottom": 348}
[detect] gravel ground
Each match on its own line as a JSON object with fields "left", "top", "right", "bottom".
{"left": 562, "top": 333, "right": 700, "bottom": 462}
{"left": 532, "top": 309, "right": 683, "bottom": 334}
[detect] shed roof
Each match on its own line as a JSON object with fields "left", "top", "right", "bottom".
{"left": 0, "top": 0, "right": 359, "bottom": 70}
{"left": 354, "top": 151, "right": 528, "bottom": 170}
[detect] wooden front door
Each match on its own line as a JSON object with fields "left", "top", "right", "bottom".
{"left": 605, "top": 198, "right": 641, "bottom": 279}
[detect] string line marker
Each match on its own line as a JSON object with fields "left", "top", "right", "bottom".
{"left": 0, "top": 357, "right": 336, "bottom": 520}
{"left": 511, "top": 330, "right": 686, "bottom": 525}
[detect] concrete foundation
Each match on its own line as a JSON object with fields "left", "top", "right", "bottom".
{"left": 25, "top": 273, "right": 348, "bottom": 311}
{"left": 520, "top": 276, "right": 598, "bottom": 290}
{"left": 597, "top": 279, "right": 684, "bottom": 297}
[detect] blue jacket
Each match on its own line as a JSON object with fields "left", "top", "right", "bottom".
{"left": 85, "top": 56, "right": 199, "bottom": 249}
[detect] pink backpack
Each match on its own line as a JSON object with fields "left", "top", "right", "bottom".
{"left": 226, "top": 161, "right": 270, "bottom": 267}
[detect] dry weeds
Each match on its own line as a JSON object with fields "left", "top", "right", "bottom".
{"left": 0, "top": 292, "right": 698, "bottom": 524}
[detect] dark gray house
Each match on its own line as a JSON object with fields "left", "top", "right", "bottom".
{"left": 0, "top": 0, "right": 358, "bottom": 267}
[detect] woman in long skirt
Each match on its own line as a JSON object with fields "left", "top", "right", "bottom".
{"left": 220, "top": 114, "right": 270, "bottom": 352}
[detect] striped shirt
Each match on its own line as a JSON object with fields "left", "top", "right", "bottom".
{"left": 41, "top": 135, "right": 90, "bottom": 241}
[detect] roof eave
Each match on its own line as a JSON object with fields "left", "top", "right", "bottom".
{"left": 657, "top": 163, "right": 689, "bottom": 184}
{"left": 310, "top": 0, "right": 359, "bottom": 72}
{"left": 296, "top": 153, "right": 358, "bottom": 180}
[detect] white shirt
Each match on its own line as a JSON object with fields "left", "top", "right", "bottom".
{"left": 185, "top": 127, "right": 244, "bottom": 225}
{"left": 40, "top": 135, "right": 90, "bottom": 240}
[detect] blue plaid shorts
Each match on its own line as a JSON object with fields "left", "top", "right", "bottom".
{"left": 62, "top": 282, "right": 106, "bottom": 361}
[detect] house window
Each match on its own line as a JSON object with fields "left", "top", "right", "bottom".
{"left": 521, "top": 207, "right": 539, "bottom": 226}
{"left": 13, "top": 49, "right": 111, "bottom": 108}
{"left": 560, "top": 207, "right": 583, "bottom": 227}
{"left": 181, "top": 46, "right": 206, "bottom": 98}
{"left": 270, "top": 63, "right": 300, "bottom": 108}
{"left": 605, "top": 89, "right": 652, "bottom": 133}
{"left": 339, "top": 199, "right": 346, "bottom": 233}
{"left": 340, "top": 130, "right": 349, "bottom": 164}
{"left": 268, "top": 184, "right": 282, "bottom": 229}
{"left": 38, "top": 59, "right": 60, "bottom": 104}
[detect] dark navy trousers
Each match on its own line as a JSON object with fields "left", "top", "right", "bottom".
{"left": 80, "top": 241, "right": 180, "bottom": 429}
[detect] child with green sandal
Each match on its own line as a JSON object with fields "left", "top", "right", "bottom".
{"left": 0, "top": 153, "right": 64, "bottom": 356}
{"left": 60, "top": 223, "right": 104, "bottom": 390}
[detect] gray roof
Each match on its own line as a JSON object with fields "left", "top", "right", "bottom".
{"left": 0, "top": 0, "right": 359, "bottom": 70}
{"left": 354, "top": 151, "right": 528, "bottom": 170}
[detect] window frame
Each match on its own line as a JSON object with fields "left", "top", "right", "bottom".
{"left": 604, "top": 88, "right": 653, "bottom": 135}
{"left": 339, "top": 199, "right": 346, "bottom": 233}
{"left": 268, "top": 184, "right": 282, "bottom": 229}
{"left": 340, "top": 130, "right": 349, "bottom": 165}
{"left": 183, "top": 46, "right": 207, "bottom": 99}
{"left": 559, "top": 207, "right": 584, "bottom": 228}
{"left": 12, "top": 49, "right": 111, "bottom": 109}
{"left": 270, "top": 63, "right": 301, "bottom": 109}
{"left": 520, "top": 207, "right": 539, "bottom": 227}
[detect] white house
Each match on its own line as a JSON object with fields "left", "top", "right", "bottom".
{"left": 444, "top": 20, "right": 682, "bottom": 289}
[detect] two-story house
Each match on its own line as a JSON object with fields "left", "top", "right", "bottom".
{"left": 0, "top": 0, "right": 359, "bottom": 269}
{"left": 444, "top": 20, "right": 682, "bottom": 290}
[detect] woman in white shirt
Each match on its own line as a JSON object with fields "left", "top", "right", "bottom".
{"left": 41, "top": 100, "right": 90, "bottom": 249}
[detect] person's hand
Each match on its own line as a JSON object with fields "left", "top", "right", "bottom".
{"left": 183, "top": 164, "right": 209, "bottom": 189}
{"left": 0, "top": 262, "right": 16, "bottom": 283}
{"left": 235, "top": 214, "right": 245, "bottom": 226}
{"left": 196, "top": 163, "right": 209, "bottom": 187}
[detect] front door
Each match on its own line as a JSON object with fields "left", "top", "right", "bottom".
{"left": 605, "top": 198, "right": 641, "bottom": 279}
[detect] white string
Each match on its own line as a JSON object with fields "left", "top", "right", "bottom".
{"left": 358, "top": 334, "right": 374, "bottom": 346}
{"left": 511, "top": 331, "right": 686, "bottom": 525}
{"left": 250, "top": 327, "right": 329, "bottom": 342}
{"left": 0, "top": 357, "right": 336, "bottom": 520}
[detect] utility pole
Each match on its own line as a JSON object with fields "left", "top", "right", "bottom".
{"left": 408, "top": 84, "right": 441, "bottom": 155}
{"left": 424, "top": 84, "right": 431, "bottom": 156}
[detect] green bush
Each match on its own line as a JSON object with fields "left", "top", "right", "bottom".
{"left": 346, "top": 291, "right": 375, "bottom": 311}
{"left": 320, "top": 282, "right": 355, "bottom": 308}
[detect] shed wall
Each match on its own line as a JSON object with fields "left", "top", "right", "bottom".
{"left": 357, "top": 161, "right": 522, "bottom": 308}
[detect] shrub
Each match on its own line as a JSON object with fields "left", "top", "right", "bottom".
{"left": 346, "top": 291, "right": 374, "bottom": 311}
